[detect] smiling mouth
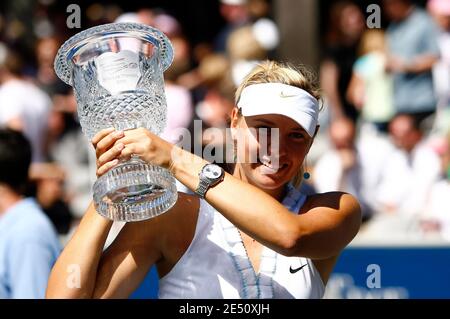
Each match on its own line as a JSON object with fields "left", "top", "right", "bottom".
{"left": 257, "top": 156, "right": 288, "bottom": 174}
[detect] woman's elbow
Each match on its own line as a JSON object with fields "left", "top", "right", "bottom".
{"left": 285, "top": 202, "right": 362, "bottom": 258}
{"left": 279, "top": 233, "right": 342, "bottom": 259}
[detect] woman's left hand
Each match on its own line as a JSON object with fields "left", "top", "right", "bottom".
{"left": 95, "top": 127, "right": 174, "bottom": 176}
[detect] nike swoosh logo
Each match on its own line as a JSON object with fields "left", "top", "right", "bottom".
{"left": 280, "top": 91, "right": 297, "bottom": 98}
{"left": 289, "top": 264, "right": 308, "bottom": 274}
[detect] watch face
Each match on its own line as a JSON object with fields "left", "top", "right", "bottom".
{"left": 203, "top": 164, "right": 223, "bottom": 180}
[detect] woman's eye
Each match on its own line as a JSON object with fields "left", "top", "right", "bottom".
{"left": 290, "top": 132, "right": 305, "bottom": 139}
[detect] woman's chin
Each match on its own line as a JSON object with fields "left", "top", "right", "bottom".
{"left": 251, "top": 165, "right": 290, "bottom": 189}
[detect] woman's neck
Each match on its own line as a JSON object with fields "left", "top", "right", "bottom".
{"left": 232, "top": 163, "right": 287, "bottom": 201}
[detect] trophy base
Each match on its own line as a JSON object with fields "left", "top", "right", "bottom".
{"left": 93, "top": 158, "right": 178, "bottom": 222}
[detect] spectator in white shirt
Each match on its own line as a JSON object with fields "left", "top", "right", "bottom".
{"left": 375, "top": 113, "right": 441, "bottom": 217}
{"left": 313, "top": 117, "right": 378, "bottom": 221}
{"left": 0, "top": 45, "right": 51, "bottom": 162}
{"left": 428, "top": 0, "right": 450, "bottom": 138}
{"left": 422, "top": 133, "right": 450, "bottom": 240}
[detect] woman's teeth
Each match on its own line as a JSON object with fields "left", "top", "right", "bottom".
{"left": 258, "top": 157, "right": 285, "bottom": 174}
{"left": 261, "top": 160, "right": 278, "bottom": 170}
{"left": 260, "top": 155, "right": 277, "bottom": 167}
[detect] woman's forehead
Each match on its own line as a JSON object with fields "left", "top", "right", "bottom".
{"left": 244, "top": 114, "right": 307, "bottom": 132}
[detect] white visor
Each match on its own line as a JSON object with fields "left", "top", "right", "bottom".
{"left": 237, "top": 83, "right": 319, "bottom": 137}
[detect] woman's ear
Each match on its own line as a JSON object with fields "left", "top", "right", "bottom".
{"left": 230, "top": 107, "right": 240, "bottom": 138}
{"left": 230, "top": 107, "right": 240, "bottom": 127}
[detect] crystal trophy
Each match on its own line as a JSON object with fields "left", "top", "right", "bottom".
{"left": 54, "top": 23, "right": 178, "bottom": 221}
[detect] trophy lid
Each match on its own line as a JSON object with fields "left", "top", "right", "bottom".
{"left": 54, "top": 22, "right": 173, "bottom": 86}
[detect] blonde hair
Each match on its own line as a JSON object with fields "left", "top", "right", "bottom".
{"left": 358, "top": 29, "right": 386, "bottom": 56}
{"left": 198, "top": 53, "right": 235, "bottom": 101}
{"left": 227, "top": 26, "right": 267, "bottom": 61}
{"left": 235, "top": 60, "right": 322, "bottom": 189}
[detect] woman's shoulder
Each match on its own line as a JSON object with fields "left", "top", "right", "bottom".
{"left": 303, "top": 191, "right": 361, "bottom": 216}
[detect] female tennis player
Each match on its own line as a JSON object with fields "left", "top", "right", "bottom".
{"left": 46, "top": 61, "right": 361, "bottom": 299}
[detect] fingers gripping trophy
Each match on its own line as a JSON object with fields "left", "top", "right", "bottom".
{"left": 54, "top": 23, "right": 178, "bottom": 222}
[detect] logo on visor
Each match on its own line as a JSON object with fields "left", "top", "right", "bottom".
{"left": 280, "top": 91, "right": 297, "bottom": 98}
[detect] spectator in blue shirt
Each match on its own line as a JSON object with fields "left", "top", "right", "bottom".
{"left": 0, "top": 129, "right": 61, "bottom": 298}
{"left": 383, "top": 0, "right": 441, "bottom": 123}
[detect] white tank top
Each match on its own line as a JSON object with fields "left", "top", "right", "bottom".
{"left": 158, "top": 187, "right": 325, "bottom": 299}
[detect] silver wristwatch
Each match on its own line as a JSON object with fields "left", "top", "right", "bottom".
{"left": 195, "top": 163, "right": 225, "bottom": 198}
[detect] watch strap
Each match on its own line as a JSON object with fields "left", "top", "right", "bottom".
{"left": 195, "top": 179, "right": 210, "bottom": 198}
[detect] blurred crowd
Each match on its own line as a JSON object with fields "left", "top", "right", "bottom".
{"left": 0, "top": 0, "right": 449, "bottom": 298}
{"left": 317, "top": 0, "right": 450, "bottom": 241}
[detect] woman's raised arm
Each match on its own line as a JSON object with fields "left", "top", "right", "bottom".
{"left": 172, "top": 146, "right": 362, "bottom": 260}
